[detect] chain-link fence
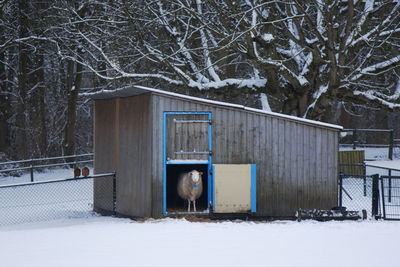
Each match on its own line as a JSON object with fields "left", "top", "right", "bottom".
{"left": 339, "top": 173, "right": 400, "bottom": 220}
{"left": 0, "top": 174, "right": 115, "bottom": 226}
{"left": 339, "top": 174, "right": 379, "bottom": 218}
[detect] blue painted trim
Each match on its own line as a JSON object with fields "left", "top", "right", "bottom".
{"left": 208, "top": 113, "right": 213, "bottom": 211}
{"left": 166, "top": 162, "right": 209, "bottom": 165}
{"left": 251, "top": 164, "right": 257, "bottom": 213}
{"left": 164, "top": 112, "right": 211, "bottom": 115}
{"left": 163, "top": 112, "right": 167, "bottom": 216}
{"left": 163, "top": 111, "right": 212, "bottom": 216}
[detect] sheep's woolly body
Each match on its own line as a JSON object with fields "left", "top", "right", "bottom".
{"left": 177, "top": 170, "right": 203, "bottom": 212}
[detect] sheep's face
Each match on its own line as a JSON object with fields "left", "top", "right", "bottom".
{"left": 190, "top": 170, "right": 202, "bottom": 184}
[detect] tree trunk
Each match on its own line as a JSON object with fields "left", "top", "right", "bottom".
{"left": 0, "top": 27, "right": 9, "bottom": 153}
{"left": 16, "top": 0, "right": 29, "bottom": 159}
{"left": 64, "top": 58, "right": 83, "bottom": 156}
{"left": 37, "top": 54, "right": 48, "bottom": 156}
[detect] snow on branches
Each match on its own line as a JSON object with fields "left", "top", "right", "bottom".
{"left": 47, "top": 0, "right": 400, "bottom": 117}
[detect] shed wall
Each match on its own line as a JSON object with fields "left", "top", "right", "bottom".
{"left": 93, "top": 99, "right": 116, "bottom": 213}
{"left": 94, "top": 94, "right": 153, "bottom": 218}
{"left": 116, "top": 94, "right": 152, "bottom": 217}
{"left": 151, "top": 94, "right": 338, "bottom": 217}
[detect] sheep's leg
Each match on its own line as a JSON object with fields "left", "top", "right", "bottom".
{"left": 193, "top": 200, "right": 196, "bottom": 212}
{"left": 187, "top": 199, "right": 191, "bottom": 212}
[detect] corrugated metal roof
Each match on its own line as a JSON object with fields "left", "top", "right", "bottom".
{"left": 84, "top": 85, "right": 343, "bottom": 130}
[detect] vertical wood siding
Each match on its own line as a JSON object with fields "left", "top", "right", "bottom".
{"left": 151, "top": 94, "right": 339, "bottom": 217}
{"left": 93, "top": 99, "right": 116, "bottom": 213}
{"left": 116, "top": 94, "right": 152, "bottom": 217}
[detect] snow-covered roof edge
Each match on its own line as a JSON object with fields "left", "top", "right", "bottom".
{"left": 84, "top": 85, "right": 343, "bottom": 130}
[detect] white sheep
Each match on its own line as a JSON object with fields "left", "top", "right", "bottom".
{"left": 177, "top": 170, "right": 203, "bottom": 212}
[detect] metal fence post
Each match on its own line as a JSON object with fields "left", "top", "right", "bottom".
{"left": 113, "top": 172, "right": 117, "bottom": 216}
{"left": 339, "top": 174, "right": 343, "bottom": 207}
{"left": 30, "top": 159, "right": 34, "bottom": 182}
{"left": 380, "top": 176, "right": 386, "bottom": 220}
{"left": 372, "top": 174, "right": 380, "bottom": 219}
{"left": 388, "top": 169, "right": 392, "bottom": 203}
{"left": 353, "top": 129, "right": 358, "bottom": 150}
{"left": 363, "top": 163, "right": 367, "bottom": 197}
{"left": 389, "top": 130, "right": 394, "bottom": 160}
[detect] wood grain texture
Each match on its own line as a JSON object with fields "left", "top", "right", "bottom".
{"left": 116, "top": 94, "right": 152, "bottom": 217}
{"left": 93, "top": 99, "right": 116, "bottom": 212}
{"left": 339, "top": 150, "right": 365, "bottom": 175}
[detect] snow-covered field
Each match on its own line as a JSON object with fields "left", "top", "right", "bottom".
{"left": 0, "top": 217, "right": 399, "bottom": 267}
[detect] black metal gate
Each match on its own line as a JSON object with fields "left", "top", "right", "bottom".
{"left": 381, "top": 176, "right": 400, "bottom": 220}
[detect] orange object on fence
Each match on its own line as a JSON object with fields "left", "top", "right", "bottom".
{"left": 74, "top": 168, "right": 81, "bottom": 178}
{"left": 82, "top": 167, "right": 89, "bottom": 177}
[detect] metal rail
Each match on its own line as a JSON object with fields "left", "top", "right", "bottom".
{"left": 342, "top": 129, "right": 393, "bottom": 133}
{"left": 0, "top": 153, "right": 93, "bottom": 166}
{"left": 340, "top": 128, "right": 396, "bottom": 160}
{"left": 0, "top": 173, "right": 115, "bottom": 189}
{"left": 0, "top": 153, "right": 94, "bottom": 182}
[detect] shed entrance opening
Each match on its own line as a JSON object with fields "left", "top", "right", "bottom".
{"left": 166, "top": 164, "right": 209, "bottom": 213}
{"left": 163, "top": 112, "right": 212, "bottom": 216}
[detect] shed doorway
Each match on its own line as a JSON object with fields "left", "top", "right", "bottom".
{"left": 163, "top": 112, "right": 212, "bottom": 215}
{"left": 166, "top": 164, "right": 209, "bottom": 213}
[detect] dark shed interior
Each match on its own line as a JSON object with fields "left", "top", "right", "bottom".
{"left": 166, "top": 164, "right": 208, "bottom": 212}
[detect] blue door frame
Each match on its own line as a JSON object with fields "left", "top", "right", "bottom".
{"left": 163, "top": 112, "right": 212, "bottom": 216}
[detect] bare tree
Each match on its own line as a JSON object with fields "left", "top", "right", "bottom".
{"left": 264, "top": 0, "right": 400, "bottom": 118}
{"left": 0, "top": 0, "right": 95, "bottom": 159}
{"left": 61, "top": 0, "right": 400, "bottom": 119}
{"left": 1, "top": 0, "right": 400, "bottom": 160}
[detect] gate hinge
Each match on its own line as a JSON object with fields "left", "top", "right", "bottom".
{"left": 209, "top": 119, "right": 212, "bottom": 125}
{"left": 209, "top": 150, "right": 212, "bottom": 156}
{"left": 209, "top": 168, "right": 213, "bottom": 175}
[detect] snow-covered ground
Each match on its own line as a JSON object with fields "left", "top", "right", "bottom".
{"left": 0, "top": 148, "right": 399, "bottom": 267}
{"left": 0, "top": 217, "right": 399, "bottom": 267}
{"left": 0, "top": 167, "right": 79, "bottom": 185}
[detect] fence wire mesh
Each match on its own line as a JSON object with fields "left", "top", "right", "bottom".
{"left": 339, "top": 174, "right": 379, "bottom": 218}
{"left": 0, "top": 175, "right": 114, "bottom": 226}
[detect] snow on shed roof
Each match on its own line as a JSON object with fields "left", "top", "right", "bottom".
{"left": 84, "top": 85, "right": 343, "bottom": 130}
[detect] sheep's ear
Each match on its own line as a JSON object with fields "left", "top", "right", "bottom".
{"left": 189, "top": 172, "right": 192, "bottom": 177}
{"left": 199, "top": 172, "right": 203, "bottom": 176}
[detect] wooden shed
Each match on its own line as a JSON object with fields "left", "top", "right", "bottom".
{"left": 89, "top": 85, "right": 342, "bottom": 218}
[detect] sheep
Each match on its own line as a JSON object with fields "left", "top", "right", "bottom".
{"left": 177, "top": 170, "right": 203, "bottom": 212}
